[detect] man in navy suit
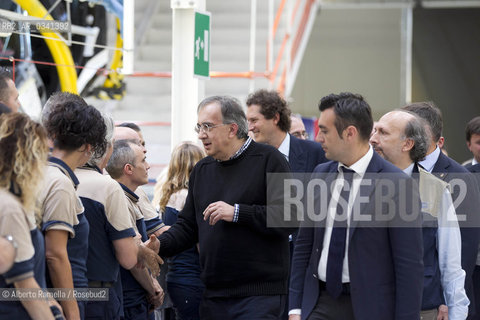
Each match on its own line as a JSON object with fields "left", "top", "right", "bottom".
{"left": 464, "top": 117, "right": 480, "bottom": 170}
{"left": 246, "top": 89, "right": 326, "bottom": 173}
{"left": 289, "top": 93, "right": 424, "bottom": 320}
{"left": 468, "top": 163, "right": 480, "bottom": 320}
{"left": 246, "top": 89, "right": 327, "bottom": 319}
{"left": 404, "top": 102, "right": 480, "bottom": 318}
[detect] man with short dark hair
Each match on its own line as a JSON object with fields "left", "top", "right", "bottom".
{"left": 158, "top": 95, "right": 292, "bottom": 319}
{"left": 246, "top": 89, "right": 326, "bottom": 172}
{"left": 0, "top": 69, "right": 20, "bottom": 113}
{"left": 404, "top": 101, "right": 480, "bottom": 318}
{"left": 371, "top": 110, "right": 469, "bottom": 320}
{"left": 464, "top": 116, "right": 480, "bottom": 170}
{"left": 464, "top": 117, "right": 480, "bottom": 320}
{"left": 289, "top": 93, "right": 424, "bottom": 320}
{"left": 113, "top": 126, "right": 167, "bottom": 237}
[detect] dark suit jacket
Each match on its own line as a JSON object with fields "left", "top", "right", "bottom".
{"left": 287, "top": 135, "right": 327, "bottom": 253}
{"left": 432, "top": 152, "right": 480, "bottom": 315}
{"left": 289, "top": 151, "right": 424, "bottom": 320}
{"left": 464, "top": 162, "right": 475, "bottom": 171}
{"left": 288, "top": 134, "right": 327, "bottom": 173}
{"left": 468, "top": 163, "right": 480, "bottom": 173}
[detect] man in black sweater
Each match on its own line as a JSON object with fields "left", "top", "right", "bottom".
{"left": 158, "top": 95, "right": 292, "bottom": 319}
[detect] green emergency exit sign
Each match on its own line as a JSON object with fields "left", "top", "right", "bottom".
{"left": 194, "top": 11, "right": 210, "bottom": 78}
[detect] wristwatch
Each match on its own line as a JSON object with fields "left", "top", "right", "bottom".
{"left": 2, "top": 235, "right": 18, "bottom": 254}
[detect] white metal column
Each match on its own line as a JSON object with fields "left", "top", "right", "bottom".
{"left": 171, "top": 0, "right": 206, "bottom": 150}
{"left": 123, "top": 0, "right": 135, "bottom": 74}
{"left": 249, "top": 0, "right": 257, "bottom": 93}
{"left": 400, "top": 3, "right": 413, "bottom": 105}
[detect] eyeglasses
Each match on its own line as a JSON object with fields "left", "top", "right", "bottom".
{"left": 194, "top": 123, "right": 228, "bottom": 134}
{"left": 291, "top": 131, "right": 309, "bottom": 139}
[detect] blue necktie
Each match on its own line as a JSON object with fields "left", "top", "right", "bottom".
{"left": 326, "top": 167, "right": 355, "bottom": 298}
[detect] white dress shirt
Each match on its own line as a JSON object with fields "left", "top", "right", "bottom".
{"left": 278, "top": 133, "right": 290, "bottom": 162}
{"left": 419, "top": 146, "right": 441, "bottom": 173}
{"left": 404, "top": 164, "right": 469, "bottom": 320}
{"left": 288, "top": 146, "right": 374, "bottom": 317}
{"left": 318, "top": 146, "right": 374, "bottom": 282}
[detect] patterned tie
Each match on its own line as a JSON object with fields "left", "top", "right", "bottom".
{"left": 326, "top": 167, "right": 355, "bottom": 298}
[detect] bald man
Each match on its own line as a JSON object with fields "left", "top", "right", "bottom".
{"left": 290, "top": 116, "right": 308, "bottom": 140}
{"left": 113, "top": 127, "right": 144, "bottom": 149}
{"left": 370, "top": 110, "right": 468, "bottom": 320}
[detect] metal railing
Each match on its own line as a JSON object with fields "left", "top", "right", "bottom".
{"left": 267, "top": 0, "right": 318, "bottom": 96}
{"left": 128, "top": 0, "right": 318, "bottom": 97}
{"left": 2, "top": 0, "right": 319, "bottom": 98}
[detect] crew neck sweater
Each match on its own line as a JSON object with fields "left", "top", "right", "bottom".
{"left": 159, "top": 140, "right": 292, "bottom": 298}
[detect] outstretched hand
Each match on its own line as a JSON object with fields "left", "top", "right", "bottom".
{"left": 144, "top": 234, "right": 160, "bottom": 254}
{"left": 137, "top": 244, "right": 163, "bottom": 277}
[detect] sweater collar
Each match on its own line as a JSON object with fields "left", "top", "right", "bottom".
{"left": 217, "top": 137, "right": 252, "bottom": 163}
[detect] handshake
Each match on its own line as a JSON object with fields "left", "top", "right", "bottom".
{"left": 136, "top": 234, "right": 163, "bottom": 277}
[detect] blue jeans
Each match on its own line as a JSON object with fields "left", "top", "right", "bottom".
{"left": 123, "top": 300, "right": 150, "bottom": 320}
{"left": 85, "top": 288, "right": 122, "bottom": 320}
{"left": 167, "top": 282, "right": 204, "bottom": 320}
{"left": 78, "top": 300, "right": 86, "bottom": 320}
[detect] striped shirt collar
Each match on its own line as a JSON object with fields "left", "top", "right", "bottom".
{"left": 119, "top": 182, "right": 139, "bottom": 202}
{"left": 228, "top": 137, "right": 252, "bottom": 161}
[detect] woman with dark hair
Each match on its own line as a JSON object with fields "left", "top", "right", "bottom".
{"left": 39, "top": 99, "right": 107, "bottom": 320}
{"left": 0, "top": 113, "right": 55, "bottom": 319}
{"left": 75, "top": 114, "right": 141, "bottom": 319}
{"left": 158, "top": 142, "right": 205, "bottom": 320}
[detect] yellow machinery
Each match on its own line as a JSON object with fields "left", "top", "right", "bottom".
{"left": 14, "top": 0, "right": 78, "bottom": 93}
{"left": 92, "top": 18, "right": 125, "bottom": 100}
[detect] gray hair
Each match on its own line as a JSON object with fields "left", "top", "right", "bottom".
{"left": 402, "top": 112, "right": 429, "bottom": 162}
{"left": 41, "top": 92, "right": 87, "bottom": 125}
{"left": 87, "top": 113, "right": 115, "bottom": 167}
{"left": 197, "top": 95, "right": 249, "bottom": 139}
{"left": 106, "top": 140, "right": 136, "bottom": 179}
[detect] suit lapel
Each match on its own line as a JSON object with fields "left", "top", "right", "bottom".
{"left": 289, "top": 135, "right": 306, "bottom": 172}
{"left": 432, "top": 152, "right": 450, "bottom": 181}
